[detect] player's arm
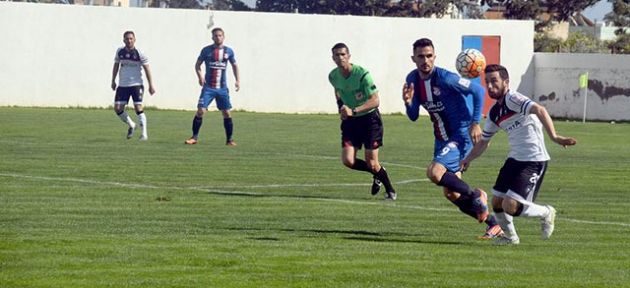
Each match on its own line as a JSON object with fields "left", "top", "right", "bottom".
{"left": 231, "top": 62, "right": 240, "bottom": 91}
{"left": 142, "top": 64, "right": 156, "bottom": 95}
{"left": 111, "top": 62, "right": 120, "bottom": 90}
{"left": 195, "top": 59, "right": 205, "bottom": 87}
{"left": 403, "top": 79, "right": 420, "bottom": 121}
{"left": 529, "top": 103, "right": 577, "bottom": 147}
{"left": 461, "top": 138, "right": 491, "bottom": 171}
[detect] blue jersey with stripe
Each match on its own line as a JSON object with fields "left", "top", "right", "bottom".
{"left": 197, "top": 44, "right": 236, "bottom": 89}
{"left": 405, "top": 67, "right": 485, "bottom": 141}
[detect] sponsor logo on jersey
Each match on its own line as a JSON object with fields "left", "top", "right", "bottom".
{"left": 458, "top": 77, "right": 471, "bottom": 88}
{"left": 355, "top": 91, "right": 364, "bottom": 100}
{"left": 432, "top": 86, "right": 441, "bottom": 96}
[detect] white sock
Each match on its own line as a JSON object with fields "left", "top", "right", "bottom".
{"left": 118, "top": 111, "right": 135, "bottom": 128}
{"left": 138, "top": 113, "right": 147, "bottom": 136}
{"left": 521, "top": 203, "right": 551, "bottom": 218}
{"left": 496, "top": 212, "right": 518, "bottom": 239}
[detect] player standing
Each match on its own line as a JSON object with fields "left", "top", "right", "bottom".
{"left": 329, "top": 43, "right": 396, "bottom": 200}
{"left": 402, "top": 38, "right": 502, "bottom": 238}
{"left": 111, "top": 31, "right": 156, "bottom": 140}
{"left": 185, "top": 27, "right": 240, "bottom": 146}
{"left": 461, "top": 64, "right": 577, "bottom": 245}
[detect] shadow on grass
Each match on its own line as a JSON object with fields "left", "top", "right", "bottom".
{"left": 231, "top": 227, "right": 465, "bottom": 245}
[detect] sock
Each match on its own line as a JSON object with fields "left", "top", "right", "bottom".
{"left": 484, "top": 214, "right": 498, "bottom": 227}
{"left": 137, "top": 111, "right": 147, "bottom": 136}
{"left": 375, "top": 167, "right": 395, "bottom": 193}
{"left": 192, "top": 116, "right": 203, "bottom": 138}
{"left": 117, "top": 111, "right": 135, "bottom": 127}
{"left": 223, "top": 117, "right": 234, "bottom": 141}
{"left": 520, "top": 203, "right": 551, "bottom": 218}
{"left": 452, "top": 197, "right": 478, "bottom": 220}
{"left": 438, "top": 172, "right": 475, "bottom": 198}
{"left": 495, "top": 211, "right": 517, "bottom": 239}
{"left": 350, "top": 159, "right": 372, "bottom": 173}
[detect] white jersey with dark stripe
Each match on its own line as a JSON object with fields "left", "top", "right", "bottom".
{"left": 483, "top": 90, "right": 550, "bottom": 162}
{"left": 114, "top": 47, "right": 148, "bottom": 87}
{"left": 197, "top": 44, "right": 236, "bottom": 89}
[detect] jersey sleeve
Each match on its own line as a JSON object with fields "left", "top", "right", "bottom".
{"left": 505, "top": 92, "right": 533, "bottom": 115}
{"left": 138, "top": 50, "right": 149, "bottom": 65}
{"left": 227, "top": 47, "right": 236, "bottom": 65}
{"left": 443, "top": 71, "right": 485, "bottom": 123}
{"left": 360, "top": 70, "right": 378, "bottom": 98}
{"left": 404, "top": 72, "right": 420, "bottom": 121}
{"left": 197, "top": 47, "right": 207, "bottom": 62}
{"left": 481, "top": 118, "right": 500, "bottom": 141}
{"left": 114, "top": 48, "right": 121, "bottom": 63}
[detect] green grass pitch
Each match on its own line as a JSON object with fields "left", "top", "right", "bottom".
{"left": 1, "top": 107, "right": 629, "bottom": 287}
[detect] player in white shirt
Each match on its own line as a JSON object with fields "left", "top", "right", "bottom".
{"left": 461, "top": 64, "right": 577, "bottom": 245}
{"left": 111, "top": 31, "right": 156, "bottom": 140}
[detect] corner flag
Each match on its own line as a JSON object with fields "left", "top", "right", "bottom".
{"left": 579, "top": 72, "right": 588, "bottom": 89}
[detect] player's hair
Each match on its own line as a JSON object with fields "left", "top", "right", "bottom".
{"left": 413, "top": 38, "right": 434, "bottom": 50}
{"left": 331, "top": 42, "right": 349, "bottom": 53}
{"left": 123, "top": 31, "right": 135, "bottom": 38}
{"left": 211, "top": 27, "right": 224, "bottom": 35}
{"left": 485, "top": 64, "right": 509, "bottom": 80}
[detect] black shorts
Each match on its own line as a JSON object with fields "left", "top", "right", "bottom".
{"left": 493, "top": 158, "right": 548, "bottom": 202}
{"left": 115, "top": 85, "right": 144, "bottom": 105}
{"left": 340, "top": 109, "right": 383, "bottom": 150}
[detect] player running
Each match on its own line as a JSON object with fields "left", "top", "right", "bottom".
{"left": 461, "top": 64, "right": 577, "bottom": 245}
{"left": 402, "top": 38, "right": 502, "bottom": 239}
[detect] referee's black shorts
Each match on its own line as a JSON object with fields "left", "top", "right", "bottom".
{"left": 340, "top": 109, "right": 383, "bottom": 150}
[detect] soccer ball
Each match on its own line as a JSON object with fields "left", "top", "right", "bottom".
{"left": 455, "top": 49, "right": 486, "bottom": 78}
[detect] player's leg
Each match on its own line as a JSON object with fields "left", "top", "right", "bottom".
{"left": 503, "top": 160, "right": 555, "bottom": 239}
{"left": 430, "top": 140, "right": 489, "bottom": 222}
{"left": 186, "top": 87, "right": 212, "bottom": 144}
{"left": 216, "top": 88, "right": 235, "bottom": 146}
{"left": 114, "top": 87, "right": 136, "bottom": 139}
{"left": 363, "top": 111, "right": 394, "bottom": 198}
{"left": 365, "top": 148, "right": 395, "bottom": 200}
{"left": 491, "top": 160, "right": 519, "bottom": 243}
{"left": 131, "top": 86, "right": 147, "bottom": 140}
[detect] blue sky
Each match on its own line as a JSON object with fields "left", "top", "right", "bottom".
{"left": 582, "top": 0, "right": 613, "bottom": 22}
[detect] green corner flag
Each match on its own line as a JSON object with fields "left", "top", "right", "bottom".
{"left": 579, "top": 72, "right": 588, "bottom": 89}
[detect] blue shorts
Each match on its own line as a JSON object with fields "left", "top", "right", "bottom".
{"left": 197, "top": 86, "right": 231, "bottom": 110}
{"left": 433, "top": 136, "right": 472, "bottom": 173}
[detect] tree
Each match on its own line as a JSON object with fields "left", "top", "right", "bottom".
{"left": 254, "top": 0, "right": 473, "bottom": 18}
{"left": 605, "top": 0, "right": 630, "bottom": 35}
{"left": 563, "top": 31, "right": 609, "bottom": 53}
{"left": 210, "top": 0, "right": 251, "bottom": 11}
{"left": 482, "top": 0, "right": 600, "bottom": 31}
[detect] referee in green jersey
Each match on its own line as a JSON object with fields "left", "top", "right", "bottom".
{"left": 328, "top": 43, "right": 396, "bottom": 200}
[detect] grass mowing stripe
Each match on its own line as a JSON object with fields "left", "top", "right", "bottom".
{"left": 3, "top": 172, "right": 629, "bottom": 228}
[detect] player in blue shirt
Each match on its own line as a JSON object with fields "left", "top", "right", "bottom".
{"left": 185, "top": 27, "right": 240, "bottom": 146}
{"left": 402, "top": 38, "right": 502, "bottom": 239}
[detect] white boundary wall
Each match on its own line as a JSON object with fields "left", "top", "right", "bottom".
{"left": 0, "top": 2, "right": 534, "bottom": 113}
{"left": 534, "top": 53, "right": 630, "bottom": 121}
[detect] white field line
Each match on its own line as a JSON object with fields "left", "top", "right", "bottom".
{"left": 2, "top": 172, "right": 629, "bottom": 228}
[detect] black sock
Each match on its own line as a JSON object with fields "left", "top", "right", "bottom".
{"left": 375, "top": 167, "right": 395, "bottom": 193}
{"left": 223, "top": 118, "right": 233, "bottom": 141}
{"left": 438, "top": 172, "right": 475, "bottom": 198}
{"left": 192, "top": 116, "right": 203, "bottom": 138}
{"left": 350, "top": 159, "right": 372, "bottom": 173}
{"left": 452, "top": 197, "right": 478, "bottom": 220}
{"left": 484, "top": 214, "right": 498, "bottom": 227}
